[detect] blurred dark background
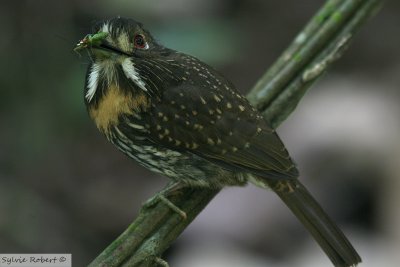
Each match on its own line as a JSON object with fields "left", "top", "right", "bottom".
{"left": 1, "top": 0, "right": 399, "bottom": 266}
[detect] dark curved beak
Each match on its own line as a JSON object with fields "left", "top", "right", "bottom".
{"left": 97, "top": 42, "right": 133, "bottom": 57}
{"left": 74, "top": 32, "right": 132, "bottom": 57}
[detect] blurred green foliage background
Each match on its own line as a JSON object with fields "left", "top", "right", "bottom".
{"left": 1, "top": 0, "right": 399, "bottom": 266}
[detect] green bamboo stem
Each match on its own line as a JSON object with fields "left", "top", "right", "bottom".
{"left": 88, "top": 1, "right": 382, "bottom": 266}
{"left": 263, "top": 0, "right": 382, "bottom": 127}
{"left": 247, "top": 0, "right": 345, "bottom": 105}
{"left": 247, "top": 0, "right": 365, "bottom": 111}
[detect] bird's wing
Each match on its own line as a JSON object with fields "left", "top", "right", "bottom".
{"left": 143, "top": 83, "right": 298, "bottom": 180}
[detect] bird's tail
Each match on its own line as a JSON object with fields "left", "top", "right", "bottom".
{"left": 265, "top": 179, "right": 361, "bottom": 267}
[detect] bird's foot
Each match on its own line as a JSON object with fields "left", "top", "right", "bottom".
{"left": 153, "top": 257, "right": 169, "bottom": 267}
{"left": 142, "top": 182, "right": 187, "bottom": 220}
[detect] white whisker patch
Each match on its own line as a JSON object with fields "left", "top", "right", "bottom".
{"left": 86, "top": 63, "right": 101, "bottom": 101}
{"left": 122, "top": 58, "right": 147, "bottom": 91}
{"left": 86, "top": 61, "right": 117, "bottom": 102}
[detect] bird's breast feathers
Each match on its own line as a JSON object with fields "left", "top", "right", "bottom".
{"left": 88, "top": 84, "right": 149, "bottom": 136}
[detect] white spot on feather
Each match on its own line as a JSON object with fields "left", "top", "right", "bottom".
{"left": 101, "top": 22, "right": 111, "bottom": 34}
{"left": 127, "top": 122, "right": 145, "bottom": 130}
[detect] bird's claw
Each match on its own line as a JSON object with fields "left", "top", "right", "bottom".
{"left": 142, "top": 192, "right": 187, "bottom": 220}
{"left": 154, "top": 257, "right": 169, "bottom": 267}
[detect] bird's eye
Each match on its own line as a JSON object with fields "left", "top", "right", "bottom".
{"left": 134, "top": 34, "right": 148, "bottom": 49}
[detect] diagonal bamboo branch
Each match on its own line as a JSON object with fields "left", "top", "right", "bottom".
{"left": 88, "top": 0, "right": 382, "bottom": 266}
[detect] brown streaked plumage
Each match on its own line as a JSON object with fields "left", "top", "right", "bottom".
{"left": 77, "top": 17, "right": 361, "bottom": 267}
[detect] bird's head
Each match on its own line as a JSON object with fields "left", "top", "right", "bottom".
{"left": 75, "top": 17, "right": 179, "bottom": 104}
{"left": 75, "top": 17, "right": 160, "bottom": 61}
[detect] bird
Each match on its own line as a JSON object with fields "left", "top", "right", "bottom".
{"left": 75, "top": 17, "right": 361, "bottom": 267}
